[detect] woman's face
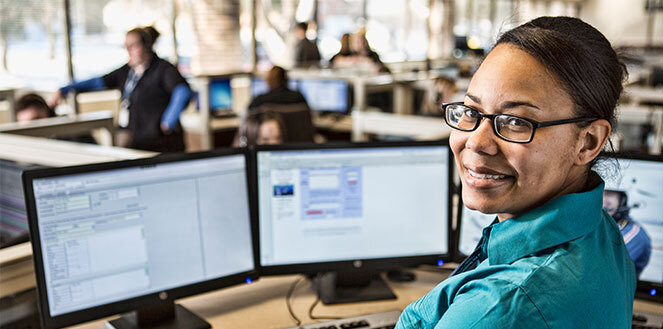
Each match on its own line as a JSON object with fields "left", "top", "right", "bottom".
{"left": 257, "top": 120, "right": 283, "bottom": 145}
{"left": 451, "top": 44, "right": 589, "bottom": 221}
{"left": 125, "top": 32, "right": 147, "bottom": 68}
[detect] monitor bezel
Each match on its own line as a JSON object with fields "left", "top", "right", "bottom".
{"left": 22, "top": 149, "right": 260, "bottom": 329}
{"left": 251, "top": 140, "right": 454, "bottom": 276}
{"left": 603, "top": 152, "right": 663, "bottom": 303}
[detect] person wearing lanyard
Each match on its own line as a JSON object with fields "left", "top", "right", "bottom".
{"left": 396, "top": 17, "right": 635, "bottom": 328}
{"left": 50, "top": 26, "right": 191, "bottom": 152}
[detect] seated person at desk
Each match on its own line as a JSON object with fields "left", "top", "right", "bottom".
{"left": 331, "top": 31, "right": 390, "bottom": 73}
{"left": 329, "top": 33, "right": 352, "bottom": 65}
{"left": 422, "top": 76, "right": 458, "bottom": 116}
{"left": 50, "top": 26, "right": 192, "bottom": 153}
{"left": 603, "top": 189, "right": 651, "bottom": 278}
{"left": 15, "top": 93, "right": 55, "bottom": 122}
{"left": 234, "top": 111, "right": 284, "bottom": 147}
{"left": 293, "top": 22, "right": 321, "bottom": 68}
{"left": 396, "top": 17, "right": 635, "bottom": 328}
{"left": 248, "top": 66, "right": 307, "bottom": 111}
{"left": 15, "top": 93, "right": 96, "bottom": 144}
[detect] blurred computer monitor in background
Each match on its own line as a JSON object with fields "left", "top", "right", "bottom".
{"left": 296, "top": 79, "right": 349, "bottom": 114}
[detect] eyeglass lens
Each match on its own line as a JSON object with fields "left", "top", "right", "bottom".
{"left": 445, "top": 104, "right": 534, "bottom": 142}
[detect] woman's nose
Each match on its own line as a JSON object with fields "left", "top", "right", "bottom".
{"left": 465, "top": 119, "right": 499, "bottom": 155}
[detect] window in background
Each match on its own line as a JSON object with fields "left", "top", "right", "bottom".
{"left": 69, "top": 0, "right": 176, "bottom": 80}
{"left": 452, "top": 0, "right": 579, "bottom": 57}
{"left": 0, "top": 0, "right": 68, "bottom": 91}
{"left": 175, "top": 0, "right": 196, "bottom": 76}
{"left": 316, "top": 0, "right": 365, "bottom": 61}
{"left": 366, "top": 0, "right": 408, "bottom": 62}
{"left": 254, "top": 0, "right": 295, "bottom": 69}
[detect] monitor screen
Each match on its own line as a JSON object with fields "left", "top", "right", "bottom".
{"left": 209, "top": 78, "right": 232, "bottom": 111}
{"left": 603, "top": 155, "right": 663, "bottom": 299}
{"left": 256, "top": 142, "right": 451, "bottom": 273}
{"left": 297, "top": 79, "right": 348, "bottom": 113}
{"left": 456, "top": 205, "right": 495, "bottom": 258}
{"left": 24, "top": 151, "right": 255, "bottom": 328}
{"left": 1, "top": 159, "right": 45, "bottom": 248}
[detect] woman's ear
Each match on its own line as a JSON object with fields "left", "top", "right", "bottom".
{"left": 575, "top": 119, "right": 611, "bottom": 166}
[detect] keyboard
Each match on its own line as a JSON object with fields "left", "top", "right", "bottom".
{"left": 633, "top": 312, "right": 663, "bottom": 329}
{"left": 283, "top": 310, "right": 400, "bottom": 329}
{"left": 211, "top": 110, "right": 237, "bottom": 118}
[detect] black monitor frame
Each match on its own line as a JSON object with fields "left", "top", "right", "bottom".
{"left": 22, "top": 149, "right": 260, "bottom": 329}
{"left": 251, "top": 140, "right": 454, "bottom": 276}
{"left": 603, "top": 152, "right": 663, "bottom": 304}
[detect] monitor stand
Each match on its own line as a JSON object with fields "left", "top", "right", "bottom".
{"left": 314, "top": 271, "right": 397, "bottom": 305}
{"left": 107, "top": 302, "right": 210, "bottom": 329}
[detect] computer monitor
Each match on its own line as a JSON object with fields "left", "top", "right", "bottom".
{"left": 297, "top": 79, "right": 349, "bottom": 113}
{"left": 209, "top": 77, "right": 233, "bottom": 113}
{"left": 455, "top": 205, "right": 495, "bottom": 260}
{"left": 603, "top": 153, "right": 663, "bottom": 303}
{"left": 254, "top": 141, "right": 452, "bottom": 304}
{"left": 1, "top": 159, "right": 48, "bottom": 248}
{"left": 22, "top": 150, "right": 257, "bottom": 329}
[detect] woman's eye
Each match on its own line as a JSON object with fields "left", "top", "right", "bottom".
{"left": 505, "top": 118, "right": 530, "bottom": 130}
{"left": 463, "top": 110, "right": 479, "bottom": 119}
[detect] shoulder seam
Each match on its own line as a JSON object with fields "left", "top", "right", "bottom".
{"left": 515, "top": 284, "right": 552, "bottom": 329}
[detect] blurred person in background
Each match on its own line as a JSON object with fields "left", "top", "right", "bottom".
{"left": 234, "top": 111, "right": 285, "bottom": 147}
{"left": 50, "top": 26, "right": 191, "bottom": 152}
{"left": 248, "top": 66, "right": 307, "bottom": 110}
{"left": 293, "top": 22, "right": 321, "bottom": 68}
{"left": 422, "top": 77, "right": 458, "bottom": 115}
{"left": 331, "top": 31, "right": 389, "bottom": 73}
{"left": 329, "top": 33, "right": 353, "bottom": 65}
{"left": 17, "top": 93, "right": 96, "bottom": 144}
{"left": 603, "top": 189, "right": 651, "bottom": 278}
{"left": 15, "top": 93, "right": 54, "bottom": 122}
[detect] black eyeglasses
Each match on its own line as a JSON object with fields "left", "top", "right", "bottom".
{"left": 442, "top": 102, "right": 597, "bottom": 143}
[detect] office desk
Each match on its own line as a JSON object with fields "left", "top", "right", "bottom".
{"left": 624, "top": 86, "right": 663, "bottom": 105}
{"left": 352, "top": 111, "right": 451, "bottom": 142}
{"left": 69, "top": 269, "right": 447, "bottom": 329}
{"left": 0, "top": 111, "right": 114, "bottom": 146}
{"left": 71, "top": 268, "right": 663, "bottom": 329}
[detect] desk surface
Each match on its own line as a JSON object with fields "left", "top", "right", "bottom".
{"left": 70, "top": 268, "right": 663, "bottom": 329}
{"left": 0, "top": 133, "right": 155, "bottom": 167}
{"left": 69, "top": 269, "right": 448, "bottom": 329}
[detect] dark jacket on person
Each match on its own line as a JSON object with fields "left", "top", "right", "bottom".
{"left": 102, "top": 56, "right": 188, "bottom": 152}
{"left": 294, "top": 38, "right": 321, "bottom": 67}
{"left": 248, "top": 86, "right": 307, "bottom": 111}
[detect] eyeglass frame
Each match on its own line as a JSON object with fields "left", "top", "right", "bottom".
{"left": 441, "top": 102, "right": 598, "bottom": 144}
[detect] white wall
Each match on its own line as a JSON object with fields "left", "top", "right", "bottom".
{"left": 581, "top": 0, "right": 663, "bottom": 46}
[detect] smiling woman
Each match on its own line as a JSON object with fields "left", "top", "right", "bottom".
{"left": 395, "top": 17, "right": 635, "bottom": 329}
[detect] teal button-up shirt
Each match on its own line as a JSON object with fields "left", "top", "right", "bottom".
{"left": 397, "top": 181, "right": 636, "bottom": 328}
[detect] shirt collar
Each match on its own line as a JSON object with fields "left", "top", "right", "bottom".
{"left": 486, "top": 178, "right": 605, "bottom": 265}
